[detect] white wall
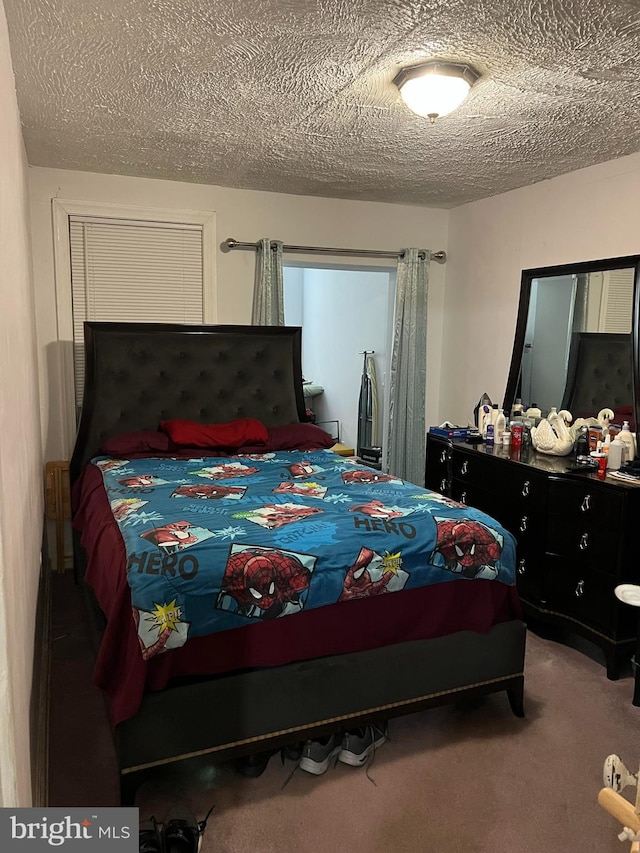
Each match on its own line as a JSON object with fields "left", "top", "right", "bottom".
{"left": 28, "top": 167, "right": 449, "bottom": 461}
{"left": 0, "top": 0, "right": 43, "bottom": 806}
{"left": 295, "top": 267, "right": 393, "bottom": 450}
{"left": 444, "top": 152, "right": 640, "bottom": 426}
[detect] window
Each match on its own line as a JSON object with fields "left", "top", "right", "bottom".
{"left": 53, "top": 200, "right": 216, "bottom": 450}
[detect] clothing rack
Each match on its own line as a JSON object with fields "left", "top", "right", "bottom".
{"left": 221, "top": 237, "right": 446, "bottom": 264}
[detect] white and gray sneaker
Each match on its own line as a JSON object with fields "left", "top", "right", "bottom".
{"left": 338, "top": 723, "right": 387, "bottom": 767}
{"left": 299, "top": 733, "right": 342, "bottom": 775}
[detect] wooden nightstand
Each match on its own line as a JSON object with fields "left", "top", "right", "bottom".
{"left": 45, "top": 461, "right": 71, "bottom": 573}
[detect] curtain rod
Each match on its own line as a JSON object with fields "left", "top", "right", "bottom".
{"left": 221, "top": 237, "right": 446, "bottom": 264}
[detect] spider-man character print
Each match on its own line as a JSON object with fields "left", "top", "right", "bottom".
{"left": 339, "top": 546, "right": 393, "bottom": 601}
{"left": 349, "top": 500, "right": 404, "bottom": 519}
{"left": 140, "top": 521, "right": 199, "bottom": 554}
{"left": 117, "top": 474, "right": 158, "bottom": 489}
{"left": 286, "top": 459, "right": 326, "bottom": 478}
{"left": 195, "top": 462, "right": 259, "bottom": 480}
{"left": 217, "top": 546, "right": 314, "bottom": 619}
{"left": 171, "top": 483, "right": 245, "bottom": 500}
{"left": 430, "top": 518, "right": 502, "bottom": 580}
{"left": 341, "top": 469, "right": 399, "bottom": 486}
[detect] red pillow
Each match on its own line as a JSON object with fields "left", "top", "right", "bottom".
{"left": 101, "top": 430, "right": 171, "bottom": 456}
{"left": 160, "top": 418, "right": 268, "bottom": 449}
{"left": 259, "top": 422, "right": 335, "bottom": 451}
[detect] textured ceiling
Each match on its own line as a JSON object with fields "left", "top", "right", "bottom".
{"left": 4, "top": 0, "right": 640, "bottom": 208}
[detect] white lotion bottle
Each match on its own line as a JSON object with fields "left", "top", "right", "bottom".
{"left": 619, "top": 421, "right": 636, "bottom": 461}
{"left": 494, "top": 408, "right": 506, "bottom": 444}
{"left": 607, "top": 436, "right": 624, "bottom": 470}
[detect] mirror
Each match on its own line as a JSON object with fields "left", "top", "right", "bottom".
{"left": 504, "top": 255, "right": 640, "bottom": 434}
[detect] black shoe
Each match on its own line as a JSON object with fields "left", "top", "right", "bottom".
{"left": 281, "top": 741, "right": 304, "bottom": 762}
{"left": 163, "top": 806, "right": 201, "bottom": 853}
{"left": 139, "top": 816, "right": 164, "bottom": 853}
{"left": 235, "top": 747, "right": 277, "bottom": 778}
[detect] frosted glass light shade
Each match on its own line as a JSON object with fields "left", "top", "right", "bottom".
{"left": 394, "top": 61, "right": 480, "bottom": 122}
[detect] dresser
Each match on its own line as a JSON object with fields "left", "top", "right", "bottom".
{"left": 425, "top": 433, "right": 640, "bottom": 678}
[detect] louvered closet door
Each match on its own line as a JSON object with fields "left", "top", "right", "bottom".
{"left": 70, "top": 216, "right": 204, "bottom": 409}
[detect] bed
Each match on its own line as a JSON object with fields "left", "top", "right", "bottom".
{"left": 70, "top": 321, "right": 527, "bottom": 804}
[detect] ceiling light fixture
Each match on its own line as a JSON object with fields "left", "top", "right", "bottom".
{"left": 393, "top": 60, "right": 480, "bottom": 123}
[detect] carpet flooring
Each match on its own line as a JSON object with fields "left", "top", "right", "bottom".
{"left": 49, "top": 571, "right": 640, "bottom": 852}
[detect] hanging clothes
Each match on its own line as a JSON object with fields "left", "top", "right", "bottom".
{"left": 357, "top": 351, "right": 374, "bottom": 454}
{"left": 366, "top": 352, "right": 380, "bottom": 447}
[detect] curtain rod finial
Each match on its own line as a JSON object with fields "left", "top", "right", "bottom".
{"left": 221, "top": 238, "right": 237, "bottom": 253}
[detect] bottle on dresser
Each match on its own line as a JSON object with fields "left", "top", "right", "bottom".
{"left": 618, "top": 421, "right": 636, "bottom": 462}
{"left": 478, "top": 404, "right": 492, "bottom": 440}
{"left": 607, "top": 435, "right": 624, "bottom": 470}
{"left": 525, "top": 403, "right": 542, "bottom": 421}
{"left": 494, "top": 407, "right": 506, "bottom": 444}
{"left": 510, "top": 398, "right": 524, "bottom": 422}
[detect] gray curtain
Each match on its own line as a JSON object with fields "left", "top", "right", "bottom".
{"left": 387, "top": 248, "right": 430, "bottom": 484}
{"left": 252, "top": 238, "right": 284, "bottom": 325}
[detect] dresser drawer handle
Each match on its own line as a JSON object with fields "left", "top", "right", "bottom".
{"left": 521, "top": 481, "right": 530, "bottom": 497}
{"left": 517, "top": 558, "right": 527, "bottom": 575}
{"left": 460, "top": 491, "right": 467, "bottom": 504}
{"left": 575, "top": 580, "right": 585, "bottom": 597}
{"left": 519, "top": 516, "right": 528, "bottom": 533}
{"left": 579, "top": 533, "right": 589, "bottom": 551}
{"left": 460, "top": 461, "right": 469, "bottom": 476}
{"left": 440, "top": 478, "right": 448, "bottom": 493}
{"left": 440, "top": 450, "right": 448, "bottom": 463}
{"left": 581, "top": 495, "right": 591, "bottom": 512}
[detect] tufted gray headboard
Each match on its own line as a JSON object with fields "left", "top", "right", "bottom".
{"left": 560, "top": 332, "right": 633, "bottom": 416}
{"left": 70, "top": 322, "right": 306, "bottom": 484}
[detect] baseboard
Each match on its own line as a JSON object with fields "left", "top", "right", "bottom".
{"left": 30, "top": 521, "right": 52, "bottom": 807}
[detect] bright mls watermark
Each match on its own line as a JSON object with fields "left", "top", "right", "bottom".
{"left": 0, "top": 808, "right": 138, "bottom": 850}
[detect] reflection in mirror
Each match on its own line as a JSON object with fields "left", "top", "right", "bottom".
{"left": 504, "top": 256, "right": 640, "bottom": 433}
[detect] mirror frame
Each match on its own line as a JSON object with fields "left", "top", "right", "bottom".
{"left": 504, "top": 254, "right": 640, "bottom": 441}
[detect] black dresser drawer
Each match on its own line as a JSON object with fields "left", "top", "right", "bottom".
{"left": 546, "top": 478, "right": 623, "bottom": 573}
{"left": 453, "top": 450, "right": 547, "bottom": 510}
{"left": 425, "top": 435, "right": 452, "bottom": 494}
{"left": 514, "top": 551, "right": 545, "bottom": 606}
{"left": 544, "top": 556, "right": 620, "bottom": 636}
{"left": 451, "top": 449, "right": 497, "bottom": 489}
{"left": 450, "top": 481, "right": 546, "bottom": 604}
{"left": 452, "top": 469, "right": 546, "bottom": 549}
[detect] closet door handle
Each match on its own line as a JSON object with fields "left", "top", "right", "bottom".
{"left": 517, "top": 558, "right": 527, "bottom": 575}
{"left": 581, "top": 495, "right": 591, "bottom": 512}
{"left": 575, "top": 580, "right": 585, "bottom": 598}
{"left": 519, "top": 516, "right": 528, "bottom": 533}
{"left": 579, "top": 533, "right": 590, "bottom": 551}
{"left": 521, "top": 481, "right": 530, "bottom": 497}
{"left": 460, "top": 461, "right": 469, "bottom": 476}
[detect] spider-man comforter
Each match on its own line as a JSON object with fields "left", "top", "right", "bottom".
{"left": 94, "top": 449, "right": 516, "bottom": 659}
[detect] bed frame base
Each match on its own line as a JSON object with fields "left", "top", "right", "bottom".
{"left": 116, "top": 619, "right": 526, "bottom": 804}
